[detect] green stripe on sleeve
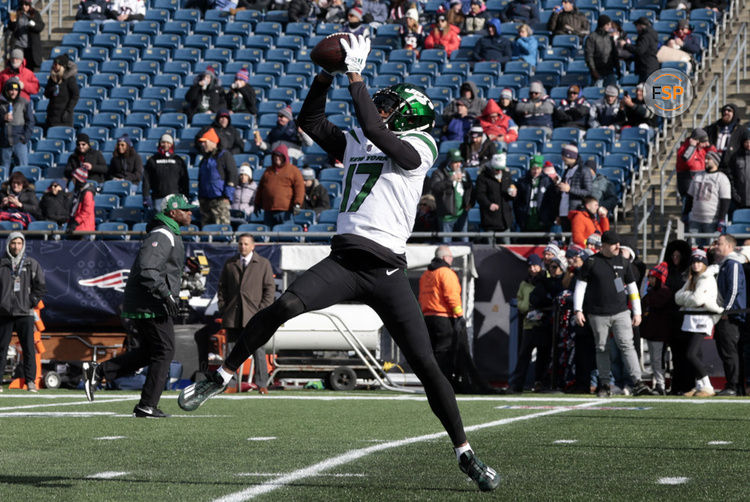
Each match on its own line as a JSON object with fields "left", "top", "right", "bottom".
{"left": 402, "top": 132, "right": 438, "bottom": 163}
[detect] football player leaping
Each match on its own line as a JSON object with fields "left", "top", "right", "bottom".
{"left": 178, "top": 34, "right": 500, "bottom": 492}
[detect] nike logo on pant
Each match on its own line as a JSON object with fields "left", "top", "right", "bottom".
{"left": 386, "top": 269, "right": 399, "bottom": 276}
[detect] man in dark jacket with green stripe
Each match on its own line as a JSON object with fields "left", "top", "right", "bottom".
{"left": 83, "top": 194, "right": 196, "bottom": 418}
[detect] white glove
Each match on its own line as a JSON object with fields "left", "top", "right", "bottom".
{"left": 28, "top": 20, "right": 35, "bottom": 27}
{"left": 340, "top": 34, "right": 370, "bottom": 75}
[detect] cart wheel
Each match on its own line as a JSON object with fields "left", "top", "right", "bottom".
{"left": 327, "top": 367, "right": 357, "bottom": 391}
{"left": 44, "top": 371, "right": 61, "bottom": 389}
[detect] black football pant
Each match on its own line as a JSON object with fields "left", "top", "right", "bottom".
{"left": 101, "top": 317, "right": 174, "bottom": 408}
{"left": 0, "top": 315, "right": 37, "bottom": 383}
{"left": 226, "top": 253, "right": 467, "bottom": 446}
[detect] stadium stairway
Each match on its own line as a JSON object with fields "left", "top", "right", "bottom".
{"left": 625, "top": 0, "right": 750, "bottom": 263}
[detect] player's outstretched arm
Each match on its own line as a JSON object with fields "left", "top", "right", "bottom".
{"left": 297, "top": 72, "right": 347, "bottom": 161}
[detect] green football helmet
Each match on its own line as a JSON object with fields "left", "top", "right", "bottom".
{"left": 373, "top": 83, "right": 436, "bottom": 133}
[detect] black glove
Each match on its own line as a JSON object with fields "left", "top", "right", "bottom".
{"left": 164, "top": 295, "right": 180, "bottom": 317}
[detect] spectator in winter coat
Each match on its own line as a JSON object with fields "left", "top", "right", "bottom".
{"left": 108, "top": 0, "right": 146, "bottom": 21}
{"left": 475, "top": 153, "right": 516, "bottom": 232}
{"left": 254, "top": 106, "right": 312, "bottom": 161}
{"left": 195, "top": 109, "right": 244, "bottom": 155}
{"left": 511, "top": 23, "right": 538, "bottom": 67}
{"left": 8, "top": 0, "right": 44, "bottom": 72}
{"left": 387, "top": 0, "right": 408, "bottom": 23}
{"left": 429, "top": 149, "right": 474, "bottom": 242}
{"left": 557, "top": 143, "right": 592, "bottom": 230}
{"left": 412, "top": 194, "right": 439, "bottom": 238}
{"left": 514, "top": 154, "right": 557, "bottom": 231}
{"left": 231, "top": 163, "right": 257, "bottom": 216}
{"left": 508, "top": 254, "right": 545, "bottom": 392}
{"left": 497, "top": 88, "right": 518, "bottom": 123}
{"left": 590, "top": 85, "right": 626, "bottom": 131}
{"left": 442, "top": 81, "right": 486, "bottom": 123}
{"left": 65, "top": 133, "right": 107, "bottom": 185}
{"left": 479, "top": 99, "right": 518, "bottom": 146}
{"left": 547, "top": 0, "right": 589, "bottom": 38}
{"left": 255, "top": 144, "right": 305, "bottom": 228}
{"left": 684, "top": 150, "right": 731, "bottom": 245}
{"left": 706, "top": 103, "right": 745, "bottom": 172}
{"left": 586, "top": 158, "right": 618, "bottom": 213}
{"left": 676, "top": 128, "right": 715, "bottom": 198}
{"left": 287, "top": 0, "right": 312, "bottom": 22}
{"left": 569, "top": 196, "right": 610, "bottom": 247}
{"left": 0, "top": 79, "right": 33, "bottom": 170}
{"left": 67, "top": 164, "right": 96, "bottom": 234}
{"left": 342, "top": 7, "right": 371, "bottom": 39}
{"left": 44, "top": 54, "right": 78, "bottom": 129}
{"left": 225, "top": 69, "right": 257, "bottom": 117}
{"left": 553, "top": 84, "right": 591, "bottom": 129}
{"left": 473, "top": 19, "right": 512, "bottom": 64}
{"left": 361, "top": 0, "right": 388, "bottom": 25}
{"left": 301, "top": 167, "right": 330, "bottom": 217}
{"left": 620, "top": 17, "right": 659, "bottom": 83}
{"left": 460, "top": 125, "right": 496, "bottom": 169}
{"left": 143, "top": 134, "right": 189, "bottom": 210}
{"left": 40, "top": 180, "right": 71, "bottom": 225}
{"left": 515, "top": 81, "right": 554, "bottom": 135}
{"left": 324, "top": 0, "right": 347, "bottom": 23}
{"left": 185, "top": 69, "right": 225, "bottom": 120}
{"left": 197, "top": 127, "right": 238, "bottom": 225}
{"left": 667, "top": 18, "right": 702, "bottom": 55}
{"left": 446, "top": 0, "right": 465, "bottom": 29}
{"left": 585, "top": 14, "right": 619, "bottom": 87}
{"left": 640, "top": 262, "right": 673, "bottom": 395}
{"left": 0, "top": 49, "right": 39, "bottom": 102}
{"left": 729, "top": 129, "right": 750, "bottom": 209}
{"left": 424, "top": 14, "right": 461, "bottom": 57}
{"left": 107, "top": 135, "right": 143, "bottom": 183}
{"left": 622, "top": 84, "right": 658, "bottom": 129}
{"left": 441, "top": 98, "right": 474, "bottom": 142}
{"left": 76, "top": 0, "right": 109, "bottom": 20}
{"left": 0, "top": 171, "right": 40, "bottom": 220}
{"left": 462, "top": 0, "right": 490, "bottom": 35}
{"left": 501, "top": 0, "right": 538, "bottom": 24}
{"left": 401, "top": 8, "right": 426, "bottom": 52}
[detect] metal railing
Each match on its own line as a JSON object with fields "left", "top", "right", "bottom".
{"left": 691, "top": 75, "right": 721, "bottom": 130}
{"left": 722, "top": 22, "right": 748, "bottom": 108}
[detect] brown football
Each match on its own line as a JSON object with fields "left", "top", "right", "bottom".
{"left": 310, "top": 33, "right": 349, "bottom": 74}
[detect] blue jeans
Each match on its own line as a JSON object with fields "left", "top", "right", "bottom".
{"left": 1, "top": 142, "right": 28, "bottom": 169}
{"left": 441, "top": 212, "right": 469, "bottom": 243}
{"left": 264, "top": 209, "right": 291, "bottom": 228}
{"left": 689, "top": 220, "right": 717, "bottom": 247}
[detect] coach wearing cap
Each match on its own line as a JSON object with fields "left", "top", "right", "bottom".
{"left": 573, "top": 230, "right": 651, "bottom": 396}
{"left": 83, "top": 194, "right": 197, "bottom": 418}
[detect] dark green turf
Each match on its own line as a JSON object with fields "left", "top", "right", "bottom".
{"left": 1, "top": 391, "right": 749, "bottom": 501}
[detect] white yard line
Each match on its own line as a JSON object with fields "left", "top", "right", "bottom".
{"left": 95, "top": 436, "right": 128, "bottom": 440}
{"left": 87, "top": 471, "right": 130, "bottom": 479}
{"left": 657, "top": 477, "right": 689, "bottom": 485}
{"left": 0, "top": 396, "right": 137, "bottom": 412}
{"left": 212, "top": 399, "right": 607, "bottom": 502}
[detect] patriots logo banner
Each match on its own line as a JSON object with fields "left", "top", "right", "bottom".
{"left": 24, "top": 241, "right": 280, "bottom": 329}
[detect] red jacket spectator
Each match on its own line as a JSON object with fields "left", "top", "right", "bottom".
{"left": 568, "top": 198, "right": 610, "bottom": 247}
{"left": 676, "top": 138, "right": 713, "bottom": 173}
{"left": 254, "top": 144, "right": 305, "bottom": 212}
{"left": 479, "top": 99, "right": 518, "bottom": 144}
{"left": 0, "top": 52, "right": 39, "bottom": 102}
{"left": 424, "top": 17, "right": 461, "bottom": 56}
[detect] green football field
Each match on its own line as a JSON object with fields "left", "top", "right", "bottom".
{"left": 1, "top": 390, "right": 749, "bottom": 501}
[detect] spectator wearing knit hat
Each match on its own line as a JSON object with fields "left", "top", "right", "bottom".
{"left": 0, "top": 78, "right": 33, "bottom": 170}
{"left": 515, "top": 81, "right": 554, "bottom": 135}
{"left": 400, "top": 8, "right": 425, "bottom": 51}
{"left": 497, "top": 88, "right": 518, "bottom": 123}
{"left": 44, "top": 54, "right": 79, "bottom": 129}
{"left": 473, "top": 19, "right": 512, "bottom": 64}
{"left": 301, "top": 167, "right": 330, "bottom": 217}
{"left": 479, "top": 99, "right": 519, "bottom": 147}
{"left": 195, "top": 109, "right": 244, "bottom": 155}
{"left": 585, "top": 14, "right": 618, "bottom": 88}
{"left": 429, "top": 148, "right": 474, "bottom": 243}
{"left": 197, "top": 127, "right": 238, "bottom": 225}
{"left": 342, "top": 7, "right": 371, "bottom": 39}
{"left": 143, "top": 134, "right": 189, "bottom": 210}
{"left": 66, "top": 164, "right": 96, "bottom": 234}
{"left": 557, "top": 143, "right": 592, "bottom": 230}
{"left": 441, "top": 98, "right": 474, "bottom": 142}
{"left": 463, "top": 0, "right": 490, "bottom": 35}
{"left": 475, "top": 153, "right": 516, "bottom": 232}
{"left": 107, "top": 134, "right": 143, "bottom": 183}
{"left": 442, "top": 81, "right": 486, "bottom": 123}
{"left": 684, "top": 149, "right": 731, "bottom": 246}
{"left": 0, "top": 49, "right": 39, "bottom": 102}
{"left": 553, "top": 84, "right": 591, "bottom": 129}
{"left": 8, "top": 0, "right": 45, "bottom": 71}
{"left": 460, "top": 125, "right": 496, "bottom": 169}
{"left": 706, "top": 104, "right": 745, "bottom": 172}
{"left": 254, "top": 105, "right": 313, "bottom": 161}
{"left": 64, "top": 133, "right": 107, "bottom": 185}
{"left": 622, "top": 84, "right": 658, "bottom": 130}
{"left": 185, "top": 67, "right": 225, "bottom": 120}
{"left": 590, "top": 85, "right": 625, "bottom": 131}
{"left": 640, "top": 262, "right": 673, "bottom": 395}
{"left": 514, "top": 153, "right": 558, "bottom": 231}
{"left": 667, "top": 18, "right": 702, "bottom": 56}
{"left": 619, "top": 16, "right": 659, "bottom": 83}
{"left": 40, "top": 179, "right": 71, "bottom": 225}
{"left": 254, "top": 144, "right": 305, "bottom": 228}
{"left": 547, "top": 0, "right": 589, "bottom": 38}
{"left": 231, "top": 163, "right": 257, "bottom": 216}
{"left": 676, "top": 127, "right": 716, "bottom": 198}
{"left": 225, "top": 69, "right": 257, "bottom": 117}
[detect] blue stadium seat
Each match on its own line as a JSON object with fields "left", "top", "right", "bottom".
{"left": 173, "top": 8, "right": 200, "bottom": 24}
{"left": 97, "top": 222, "right": 129, "bottom": 239}
{"left": 132, "top": 20, "right": 162, "bottom": 35}
{"left": 142, "top": 47, "right": 171, "bottom": 61}
{"left": 585, "top": 127, "right": 615, "bottom": 146}
{"left": 101, "top": 180, "right": 132, "bottom": 198}
{"left": 72, "top": 20, "right": 98, "bottom": 35}
{"left": 201, "top": 223, "right": 233, "bottom": 242}
{"left": 153, "top": 74, "right": 182, "bottom": 90}
{"left": 108, "top": 207, "right": 143, "bottom": 224}
{"left": 28, "top": 220, "right": 58, "bottom": 234}
{"left": 551, "top": 127, "right": 582, "bottom": 143}
{"left": 100, "top": 22, "right": 128, "bottom": 36}
{"left": 92, "top": 112, "right": 124, "bottom": 130}
{"left": 110, "top": 87, "right": 139, "bottom": 103}
{"left": 271, "top": 222, "right": 304, "bottom": 242}
{"left": 12, "top": 165, "right": 41, "bottom": 182}
{"left": 286, "top": 22, "right": 314, "bottom": 36}
{"left": 204, "top": 9, "right": 230, "bottom": 24}
{"left": 506, "top": 153, "right": 530, "bottom": 170}
{"left": 62, "top": 33, "right": 89, "bottom": 50}
{"left": 112, "top": 46, "right": 142, "bottom": 63}
{"left": 306, "top": 223, "right": 336, "bottom": 242}
{"left": 95, "top": 194, "right": 120, "bottom": 211}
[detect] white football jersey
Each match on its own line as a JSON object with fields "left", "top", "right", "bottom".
{"left": 336, "top": 127, "right": 438, "bottom": 254}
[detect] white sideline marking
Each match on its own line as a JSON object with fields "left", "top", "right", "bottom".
{"left": 87, "top": 471, "right": 130, "bottom": 479}
{"left": 247, "top": 437, "right": 276, "bottom": 441}
{"left": 0, "top": 396, "right": 136, "bottom": 412}
{"left": 95, "top": 436, "right": 127, "bottom": 440}
{"left": 212, "top": 399, "right": 607, "bottom": 502}
{"left": 657, "top": 477, "right": 689, "bottom": 485}
{"left": 707, "top": 440, "right": 732, "bottom": 445}
{"left": 236, "top": 472, "right": 365, "bottom": 478}
{"left": 553, "top": 439, "right": 578, "bottom": 444}
{"left": 0, "top": 411, "right": 117, "bottom": 418}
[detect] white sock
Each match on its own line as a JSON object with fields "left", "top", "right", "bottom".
{"left": 701, "top": 376, "right": 713, "bottom": 390}
{"left": 695, "top": 378, "right": 703, "bottom": 390}
{"left": 455, "top": 443, "right": 472, "bottom": 461}
{"left": 217, "top": 366, "right": 234, "bottom": 385}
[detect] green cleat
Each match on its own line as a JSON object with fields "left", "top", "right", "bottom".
{"left": 178, "top": 372, "right": 227, "bottom": 411}
{"left": 459, "top": 451, "right": 501, "bottom": 492}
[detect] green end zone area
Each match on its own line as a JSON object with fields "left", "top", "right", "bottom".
{"left": 1, "top": 391, "right": 749, "bottom": 501}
